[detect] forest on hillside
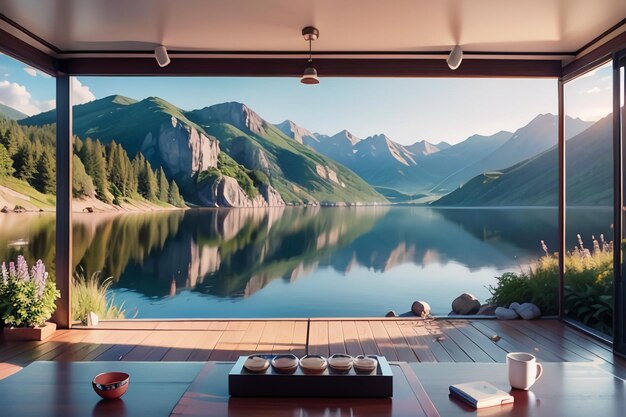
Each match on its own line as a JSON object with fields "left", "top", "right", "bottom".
{"left": 0, "top": 116, "right": 185, "bottom": 208}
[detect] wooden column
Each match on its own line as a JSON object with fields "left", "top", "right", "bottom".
{"left": 557, "top": 79, "right": 566, "bottom": 319}
{"left": 52, "top": 75, "right": 72, "bottom": 329}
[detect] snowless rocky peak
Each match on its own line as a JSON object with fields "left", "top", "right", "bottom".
{"left": 275, "top": 120, "right": 318, "bottom": 144}
{"left": 192, "top": 102, "right": 269, "bottom": 137}
{"left": 406, "top": 140, "right": 441, "bottom": 157}
{"left": 358, "top": 134, "right": 417, "bottom": 166}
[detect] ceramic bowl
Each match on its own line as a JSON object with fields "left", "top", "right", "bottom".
{"left": 299, "top": 354, "right": 328, "bottom": 374}
{"left": 92, "top": 372, "right": 130, "bottom": 400}
{"left": 328, "top": 353, "right": 353, "bottom": 373}
{"left": 271, "top": 354, "right": 299, "bottom": 374}
{"left": 243, "top": 355, "right": 270, "bottom": 373}
{"left": 353, "top": 355, "right": 378, "bottom": 373}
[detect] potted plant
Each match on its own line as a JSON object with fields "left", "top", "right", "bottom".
{"left": 0, "top": 256, "right": 60, "bottom": 341}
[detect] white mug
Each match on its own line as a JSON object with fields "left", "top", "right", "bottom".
{"left": 506, "top": 352, "right": 543, "bottom": 390}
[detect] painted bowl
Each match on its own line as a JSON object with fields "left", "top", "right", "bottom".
{"left": 92, "top": 372, "right": 130, "bottom": 400}
{"left": 328, "top": 353, "right": 354, "bottom": 373}
{"left": 243, "top": 355, "right": 270, "bottom": 373}
{"left": 299, "top": 354, "right": 328, "bottom": 374}
{"left": 353, "top": 355, "right": 378, "bottom": 373}
{"left": 271, "top": 354, "right": 299, "bottom": 374}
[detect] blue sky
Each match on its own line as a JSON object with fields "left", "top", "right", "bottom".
{"left": 0, "top": 53, "right": 615, "bottom": 145}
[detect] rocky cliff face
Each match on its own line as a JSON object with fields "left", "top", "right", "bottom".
{"left": 225, "top": 136, "right": 272, "bottom": 173}
{"left": 197, "top": 175, "right": 285, "bottom": 208}
{"left": 141, "top": 116, "right": 219, "bottom": 180}
{"left": 188, "top": 102, "right": 270, "bottom": 137}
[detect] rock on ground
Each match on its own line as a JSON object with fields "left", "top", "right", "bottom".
{"left": 495, "top": 307, "right": 519, "bottom": 320}
{"left": 411, "top": 301, "right": 431, "bottom": 317}
{"left": 477, "top": 304, "right": 498, "bottom": 316}
{"left": 452, "top": 293, "right": 481, "bottom": 315}
{"left": 517, "top": 303, "right": 541, "bottom": 319}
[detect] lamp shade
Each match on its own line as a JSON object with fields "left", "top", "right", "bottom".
{"left": 301, "top": 66, "right": 319, "bottom": 84}
{"left": 447, "top": 46, "right": 463, "bottom": 70}
{"left": 155, "top": 45, "right": 171, "bottom": 67}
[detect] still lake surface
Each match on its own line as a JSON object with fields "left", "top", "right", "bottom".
{"left": 0, "top": 206, "right": 613, "bottom": 317}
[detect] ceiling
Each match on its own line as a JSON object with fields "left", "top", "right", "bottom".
{"left": 0, "top": 0, "right": 625, "bottom": 57}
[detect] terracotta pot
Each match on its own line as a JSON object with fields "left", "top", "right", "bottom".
{"left": 2, "top": 321, "right": 56, "bottom": 341}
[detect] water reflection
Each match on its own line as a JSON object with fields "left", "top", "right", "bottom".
{"left": 0, "top": 206, "right": 613, "bottom": 316}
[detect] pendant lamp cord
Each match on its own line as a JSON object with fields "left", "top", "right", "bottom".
{"left": 308, "top": 38, "right": 312, "bottom": 63}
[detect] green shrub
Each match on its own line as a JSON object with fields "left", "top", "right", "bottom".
{"left": 487, "top": 234, "right": 614, "bottom": 334}
{"left": 0, "top": 257, "right": 59, "bottom": 327}
{"left": 72, "top": 269, "right": 126, "bottom": 323}
{"left": 487, "top": 270, "right": 558, "bottom": 315}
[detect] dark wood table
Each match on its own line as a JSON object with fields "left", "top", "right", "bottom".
{"left": 411, "top": 362, "right": 626, "bottom": 417}
{"left": 0, "top": 361, "right": 204, "bottom": 417}
{"left": 0, "top": 361, "right": 624, "bottom": 417}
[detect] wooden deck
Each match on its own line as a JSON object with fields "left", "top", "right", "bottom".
{"left": 1, "top": 318, "right": 624, "bottom": 381}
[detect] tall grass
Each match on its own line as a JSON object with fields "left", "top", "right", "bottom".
{"left": 488, "top": 234, "right": 613, "bottom": 334}
{"left": 71, "top": 269, "right": 126, "bottom": 324}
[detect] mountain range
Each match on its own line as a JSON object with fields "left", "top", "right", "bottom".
{"left": 434, "top": 113, "right": 612, "bottom": 206}
{"left": 278, "top": 114, "right": 592, "bottom": 197}
{"left": 6, "top": 94, "right": 609, "bottom": 208}
{"left": 20, "top": 96, "right": 384, "bottom": 207}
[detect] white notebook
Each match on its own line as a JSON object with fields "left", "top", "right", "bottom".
{"left": 449, "top": 380, "right": 514, "bottom": 409}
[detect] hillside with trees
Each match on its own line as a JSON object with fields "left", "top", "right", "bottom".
{"left": 0, "top": 115, "right": 185, "bottom": 211}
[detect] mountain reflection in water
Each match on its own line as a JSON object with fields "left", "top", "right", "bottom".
{"left": 0, "top": 207, "right": 613, "bottom": 317}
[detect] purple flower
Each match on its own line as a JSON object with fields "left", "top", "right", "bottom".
{"left": 1, "top": 262, "right": 7, "bottom": 284}
{"left": 32, "top": 259, "right": 46, "bottom": 299}
{"left": 16, "top": 255, "right": 29, "bottom": 281}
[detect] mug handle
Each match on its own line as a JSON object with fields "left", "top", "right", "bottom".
{"left": 535, "top": 363, "right": 543, "bottom": 381}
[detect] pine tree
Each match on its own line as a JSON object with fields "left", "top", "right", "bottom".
{"left": 0, "top": 143, "right": 14, "bottom": 177}
{"left": 107, "top": 141, "right": 127, "bottom": 196}
{"left": 168, "top": 180, "right": 185, "bottom": 207}
{"left": 157, "top": 167, "right": 169, "bottom": 202}
{"left": 137, "top": 156, "right": 158, "bottom": 202}
{"left": 72, "top": 154, "right": 95, "bottom": 198}
{"left": 79, "top": 138, "right": 110, "bottom": 202}
{"left": 33, "top": 150, "right": 56, "bottom": 194}
{"left": 13, "top": 144, "right": 37, "bottom": 182}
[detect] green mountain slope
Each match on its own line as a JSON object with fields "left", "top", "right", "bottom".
{"left": 433, "top": 114, "right": 612, "bottom": 207}
{"left": 0, "top": 103, "right": 28, "bottom": 120}
{"left": 187, "top": 102, "right": 384, "bottom": 204}
{"left": 21, "top": 96, "right": 384, "bottom": 205}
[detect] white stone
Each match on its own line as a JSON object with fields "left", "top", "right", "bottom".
{"left": 509, "top": 302, "right": 521, "bottom": 312}
{"left": 87, "top": 312, "right": 99, "bottom": 327}
{"left": 411, "top": 301, "right": 431, "bottom": 317}
{"left": 517, "top": 303, "right": 542, "bottom": 320}
{"left": 495, "top": 307, "right": 519, "bottom": 320}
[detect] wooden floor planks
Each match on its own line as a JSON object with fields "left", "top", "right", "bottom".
{"left": 1, "top": 319, "right": 622, "bottom": 380}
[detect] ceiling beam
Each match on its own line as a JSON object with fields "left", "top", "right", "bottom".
{"left": 60, "top": 57, "right": 562, "bottom": 78}
{"left": 0, "top": 27, "right": 57, "bottom": 75}
{"left": 562, "top": 30, "right": 626, "bottom": 82}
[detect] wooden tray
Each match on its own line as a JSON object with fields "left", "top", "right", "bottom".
{"left": 228, "top": 355, "right": 393, "bottom": 398}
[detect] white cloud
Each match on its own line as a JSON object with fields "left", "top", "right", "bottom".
{"left": 23, "top": 67, "right": 52, "bottom": 78}
{"left": 71, "top": 78, "right": 95, "bottom": 105}
{"left": 0, "top": 80, "right": 50, "bottom": 115}
{"left": 585, "top": 86, "right": 602, "bottom": 94}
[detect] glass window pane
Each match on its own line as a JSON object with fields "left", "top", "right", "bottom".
{"left": 0, "top": 54, "right": 56, "bottom": 325}
{"left": 69, "top": 76, "right": 558, "bottom": 319}
{"left": 564, "top": 61, "right": 614, "bottom": 336}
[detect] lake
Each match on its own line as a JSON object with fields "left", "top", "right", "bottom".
{"left": 0, "top": 206, "right": 613, "bottom": 317}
